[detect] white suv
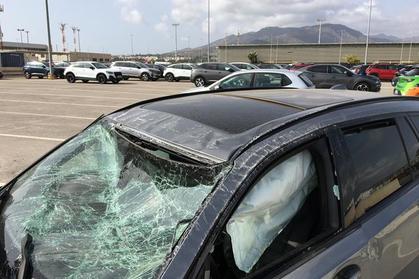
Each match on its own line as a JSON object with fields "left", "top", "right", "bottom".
{"left": 163, "top": 63, "right": 194, "bottom": 82}
{"left": 64, "top": 61, "right": 123, "bottom": 84}
{"left": 111, "top": 61, "right": 160, "bottom": 81}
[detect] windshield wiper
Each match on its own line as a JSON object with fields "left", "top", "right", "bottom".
{"left": 17, "top": 234, "right": 33, "bottom": 279}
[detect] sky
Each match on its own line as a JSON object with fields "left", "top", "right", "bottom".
{"left": 0, "top": 0, "right": 417, "bottom": 54}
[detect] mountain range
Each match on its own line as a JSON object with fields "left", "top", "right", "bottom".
{"left": 170, "top": 23, "right": 417, "bottom": 57}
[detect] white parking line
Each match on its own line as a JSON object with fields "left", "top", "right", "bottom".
{"left": 0, "top": 111, "right": 96, "bottom": 120}
{"left": 0, "top": 99, "right": 119, "bottom": 108}
{"left": 0, "top": 133, "right": 64, "bottom": 142}
{"left": 0, "top": 92, "right": 139, "bottom": 101}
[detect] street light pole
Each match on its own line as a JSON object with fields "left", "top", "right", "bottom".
{"left": 44, "top": 0, "right": 53, "bottom": 78}
{"left": 0, "top": 4, "right": 4, "bottom": 50}
{"left": 77, "top": 28, "right": 81, "bottom": 52}
{"left": 25, "top": 30, "right": 29, "bottom": 43}
{"left": 338, "top": 31, "right": 343, "bottom": 64}
{"left": 130, "top": 34, "right": 134, "bottom": 55}
{"left": 172, "top": 23, "right": 179, "bottom": 61}
{"left": 364, "top": 0, "right": 373, "bottom": 64}
{"left": 317, "top": 19, "right": 324, "bottom": 44}
{"left": 207, "top": 0, "right": 210, "bottom": 62}
{"left": 17, "top": 28, "right": 24, "bottom": 43}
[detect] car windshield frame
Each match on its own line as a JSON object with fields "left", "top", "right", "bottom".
{"left": 0, "top": 119, "right": 228, "bottom": 279}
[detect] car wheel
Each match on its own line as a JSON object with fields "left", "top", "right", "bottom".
{"left": 165, "top": 73, "right": 175, "bottom": 82}
{"left": 354, "top": 82, "right": 370, "bottom": 91}
{"left": 97, "top": 74, "right": 107, "bottom": 84}
{"left": 66, "top": 73, "right": 76, "bottom": 83}
{"left": 111, "top": 78, "right": 120, "bottom": 84}
{"left": 38, "top": 76, "right": 44, "bottom": 79}
{"left": 123, "top": 77, "right": 129, "bottom": 80}
{"left": 141, "top": 73, "right": 150, "bottom": 81}
{"left": 194, "top": 77, "right": 206, "bottom": 87}
{"left": 24, "top": 72, "right": 32, "bottom": 79}
{"left": 151, "top": 77, "right": 158, "bottom": 81}
{"left": 82, "top": 80, "right": 89, "bottom": 83}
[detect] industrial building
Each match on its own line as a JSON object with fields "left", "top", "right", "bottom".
{"left": 0, "top": 41, "right": 112, "bottom": 74}
{"left": 217, "top": 42, "right": 419, "bottom": 64}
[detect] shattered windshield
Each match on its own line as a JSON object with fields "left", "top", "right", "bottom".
{"left": 0, "top": 120, "right": 226, "bottom": 278}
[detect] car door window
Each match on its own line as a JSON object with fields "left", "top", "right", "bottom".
{"left": 330, "top": 66, "right": 346, "bottom": 74}
{"left": 219, "top": 73, "right": 253, "bottom": 89}
{"left": 308, "top": 65, "right": 328, "bottom": 73}
{"left": 254, "top": 73, "right": 292, "bottom": 88}
{"left": 182, "top": 64, "right": 192, "bottom": 70}
{"left": 342, "top": 120, "right": 411, "bottom": 220}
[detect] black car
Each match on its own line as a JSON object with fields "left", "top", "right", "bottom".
{"left": 146, "top": 63, "right": 166, "bottom": 78}
{"left": 190, "top": 62, "right": 241, "bottom": 87}
{"left": 1, "top": 89, "right": 418, "bottom": 279}
{"left": 301, "top": 64, "right": 381, "bottom": 92}
{"left": 0, "top": 71, "right": 3, "bottom": 79}
{"left": 23, "top": 61, "right": 50, "bottom": 79}
{"left": 53, "top": 62, "right": 70, "bottom": 78}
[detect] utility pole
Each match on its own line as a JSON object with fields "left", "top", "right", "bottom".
{"left": 207, "top": 0, "right": 210, "bottom": 62}
{"left": 338, "top": 31, "right": 343, "bottom": 64}
{"left": 224, "top": 33, "right": 228, "bottom": 62}
{"left": 0, "top": 4, "right": 4, "bottom": 50}
{"left": 317, "top": 19, "right": 325, "bottom": 44}
{"left": 17, "top": 28, "right": 24, "bottom": 43}
{"left": 172, "top": 23, "right": 179, "bottom": 61}
{"left": 275, "top": 38, "right": 279, "bottom": 63}
{"left": 237, "top": 30, "right": 240, "bottom": 45}
{"left": 77, "top": 28, "right": 81, "bottom": 52}
{"left": 71, "top": 26, "right": 77, "bottom": 52}
{"left": 408, "top": 41, "right": 413, "bottom": 63}
{"left": 364, "top": 0, "right": 373, "bottom": 64}
{"left": 25, "top": 30, "right": 29, "bottom": 43}
{"left": 400, "top": 42, "right": 404, "bottom": 64}
{"left": 130, "top": 34, "right": 134, "bottom": 55}
{"left": 44, "top": 0, "right": 53, "bottom": 79}
{"left": 269, "top": 35, "right": 273, "bottom": 63}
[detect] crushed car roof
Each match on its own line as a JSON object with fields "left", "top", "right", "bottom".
{"left": 108, "top": 89, "right": 387, "bottom": 163}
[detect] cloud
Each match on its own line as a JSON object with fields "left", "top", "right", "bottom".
{"left": 168, "top": 0, "right": 413, "bottom": 38}
{"left": 154, "top": 14, "right": 169, "bottom": 33}
{"left": 118, "top": 0, "right": 143, "bottom": 24}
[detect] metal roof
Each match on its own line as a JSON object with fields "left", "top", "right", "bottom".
{"left": 1, "top": 41, "right": 48, "bottom": 50}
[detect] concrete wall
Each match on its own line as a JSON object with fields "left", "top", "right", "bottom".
{"left": 217, "top": 43, "right": 419, "bottom": 64}
{"left": 69, "top": 52, "right": 112, "bottom": 62}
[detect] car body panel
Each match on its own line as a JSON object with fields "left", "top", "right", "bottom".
{"left": 366, "top": 64, "right": 398, "bottom": 81}
{"left": 395, "top": 75, "right": 419, "bottom": 95}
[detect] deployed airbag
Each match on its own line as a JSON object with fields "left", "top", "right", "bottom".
{"left": 226, "top": 150, "right": 317, "bottom": 272}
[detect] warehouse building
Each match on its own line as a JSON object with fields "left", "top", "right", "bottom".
{"left": 217, "top": 42, "right": 419, "bottom": 64}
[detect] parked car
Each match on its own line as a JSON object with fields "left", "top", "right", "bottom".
{"left": 53, "top": 62, "right": 70, "bottom": 78}
{"left": 230, "top": 62, "right": 259, "bottom": 70}
{"left": 163, "top": 63, "right": 195, "bottom": 82}
{"left": 22, "top": 61, "right": 50, "bottom": 79}
{"left": 1, "top": 89, "right": 418, "bottom": 279}
{"left": 190, "top": 63, "right": 241, "bottom": 87}
{"left": 0, "top": 71, "right": 3, "bottom": 79}
{"left": 184, "top": 69, "right": 314, "bottom": 93}
{"left": 289, "top": 63, "right": 312, "bottom": 70}
{"left": 256, "top": 63, "right": 283, "bottom": 69}
{"left": 366, "top": 63, "right": 398, "bottom": 81}
{"left": 301, "top": 64, "right": 381, "bottom": 92}
{"left": 147, "top": 63, "right": 166, "bottom": 79}
{"left": 351, "top": 64, "right": 369, "bottom": 75}
{"left": 64, "top": 61, "right": 123, "bottom": 84}
{"left": 392, "top": 65, "right": 419, "bottom": 86}
{"left": 394, "top": 75, "right": 419, "bottom": 95}
{"left": 111, "top": 61, "right": 160, "bottom": 81}
{"left": 406, "top": 85, "right": 419, "bottom": 96}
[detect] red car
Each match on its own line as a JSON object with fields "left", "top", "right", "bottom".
{"left": 366, "top": 63, "right": 398, "bottom": 81}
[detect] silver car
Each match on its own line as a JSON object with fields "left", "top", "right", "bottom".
{"left": 111, "top": 61, "right": 160, "bottom": 81}
{"left": 185, "top": 69, "right": 314, "bottom": 93}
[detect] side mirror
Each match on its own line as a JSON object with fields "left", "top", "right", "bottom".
{"left": 90, "top": 67, "right": 95, "bottom": 70}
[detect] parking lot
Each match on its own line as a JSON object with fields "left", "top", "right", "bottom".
{"left": 0, "top": 77, "right": 393, "bottom": 184}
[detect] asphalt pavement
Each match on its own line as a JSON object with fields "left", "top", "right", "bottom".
{"left": 0, "top": 77, "right": 394, "bottom": 185}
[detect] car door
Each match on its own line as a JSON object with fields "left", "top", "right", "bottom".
{"left": 182, "top": 64, "right": 193, "bottom": 79}
{"left": 253, "top": 72, "right": 293, "bottom": 88}
{"left": 216, "top": 64, "right": 234, "bottom": 80}
{"left": 303, "top": 65, "right": 330, "bottom": 88}
{"left": 329, "top": 65, "right": 352, "bottom": 88}
{"left": 84, "top": 63, "right": 96, "bottom": 79}
{"left": 217, "top": 72, "right": 253, "bottom": 90}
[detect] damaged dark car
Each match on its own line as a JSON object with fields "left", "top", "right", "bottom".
{"left": 1, "top": 89, "right": 418, "bottom": 279}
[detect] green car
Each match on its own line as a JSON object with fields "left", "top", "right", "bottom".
{"left": 394, "top": 75, "right": 419, "bottom": 95}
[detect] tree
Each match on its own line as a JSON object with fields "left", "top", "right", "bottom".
{"left": 345, "top": 55, "right": 361, "bottom": 65}
{"left": 248, "top": 51, "right": 258, "bottom": 64}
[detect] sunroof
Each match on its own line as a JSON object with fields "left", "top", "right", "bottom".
{"left": 142, "top": 94, "right": 302, "bottom": 134}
